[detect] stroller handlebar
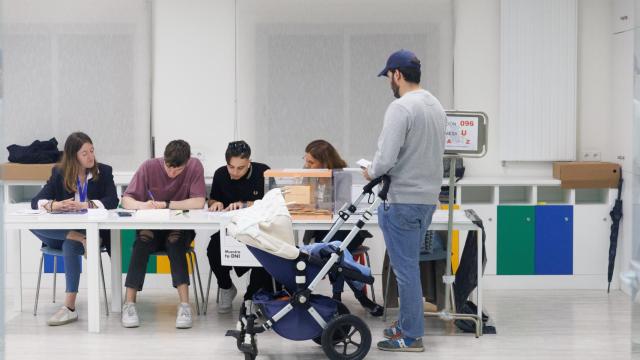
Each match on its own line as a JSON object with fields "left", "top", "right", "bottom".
{"left": 363, "top": 175, "right": 391, "bottom": 201}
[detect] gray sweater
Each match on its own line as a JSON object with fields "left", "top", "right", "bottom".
{"left": 368, "top": 89, "right": 446, "bottom": 204}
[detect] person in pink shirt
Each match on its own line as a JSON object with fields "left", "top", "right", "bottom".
{"left": 119, "top": 140, "right": 206, "bottom": 329}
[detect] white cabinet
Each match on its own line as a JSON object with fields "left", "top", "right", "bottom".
{"left": 461, "top": 204, "right": 497, "bottom": 275}
{"left": 573, "top": 205, "right": 612, "bottom": 275}
{"left": 613, "top": 0, "right": 635, "bottom": 34}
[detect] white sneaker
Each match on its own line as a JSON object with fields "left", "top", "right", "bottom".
{"left": 218, "top": 285, "right": 237, "bottom": 314}
{"left": 47, "top": 306, "right": 78, "bottom": 326}
{"left": 122, "top": 302, "right": 140, "bottom": 328}
{"left": 176, "top": 303, "right": 193, "bottom": 329}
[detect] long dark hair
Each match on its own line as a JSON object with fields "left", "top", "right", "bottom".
{"left": 59, "top": 132, "right": 99, "bottom": 193}
{"left": 305, "top": 140, "right": 347, "bottom": 169}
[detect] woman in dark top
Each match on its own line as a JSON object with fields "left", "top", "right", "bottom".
{"left": 303, "top": 139, "right": 383, "bottom": 316}
{"left": 30, "top": 132, "right": 118, "bottom": 326}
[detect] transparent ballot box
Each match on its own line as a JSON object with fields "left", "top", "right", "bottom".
{"left": 333, "top": 168, "right": 374, "bottom": 214}
{"left": 264, "top": 169, "right": 334, "bottom": 220}
{"left": 333, "top": 168, "right": 378, "bottom": 214}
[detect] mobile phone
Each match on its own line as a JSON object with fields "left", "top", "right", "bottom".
{"left": 117, "top": 211, "right": 133, "bottom": 217}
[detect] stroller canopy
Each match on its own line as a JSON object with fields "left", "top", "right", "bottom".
{"left": 226, "top": 188, "right": 299, "bottom": 260}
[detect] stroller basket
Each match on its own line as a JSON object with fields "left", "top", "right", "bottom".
{"left": 253, "top": 290, "right": 337, "bottom": 341}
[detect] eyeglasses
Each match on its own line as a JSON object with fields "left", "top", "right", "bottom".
{"left": 227, "top": 141, "right": 249, "bottom": 152}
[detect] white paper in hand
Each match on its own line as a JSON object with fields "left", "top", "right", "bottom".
{"left": 356, "top": 158, "right": 372, "bottom": 168}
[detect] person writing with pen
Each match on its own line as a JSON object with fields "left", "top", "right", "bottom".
{"left": 119, "top": 139, "right": 206, "bottom": 329}
{"left": 206, "top": 140, "right": 276, "bottom": 314}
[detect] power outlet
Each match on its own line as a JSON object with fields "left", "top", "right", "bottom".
{"left": 192, "top": 149, "right": 206, "bottom": 162}
{"left": 582, "top": 151, "right": 601, "bottom": 162}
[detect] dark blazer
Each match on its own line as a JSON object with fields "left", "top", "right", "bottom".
{"left": 31, "top": 163, "right": 119, "bottom": 253}
{"left": 31, "top": 163, "right": 119, "bottom": 210}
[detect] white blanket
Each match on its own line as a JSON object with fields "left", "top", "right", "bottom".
{"left": 225, "top": 188, "right": 299, "bottom": 260}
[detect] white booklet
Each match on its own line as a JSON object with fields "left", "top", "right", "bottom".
{"left": 356, "top": 158, "right": 372, "bottom": 168}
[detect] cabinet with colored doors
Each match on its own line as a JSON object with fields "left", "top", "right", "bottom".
{"left": 497, "top": 205, "right": 573, "bottom": 275}
{"left": 497, "top": 206, "right": 536, "bottom": 275}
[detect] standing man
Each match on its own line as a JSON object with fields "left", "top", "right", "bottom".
{"left": 363, "top": 49, "right": 446, "bottom": 352}
{"left": 206, "top": 140, "right": 275, "bottom": 314}
{"left": 120, "top": 140, "right": 206, "bottom": 329}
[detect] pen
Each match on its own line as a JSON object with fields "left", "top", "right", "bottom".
{"left": 147, "top": 190, "right": 160, "bottom": 208}
{"left": 147, "top": 190, "right": 156, "bottom": 202}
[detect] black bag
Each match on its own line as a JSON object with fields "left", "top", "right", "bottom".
{"left": 7, "top": 137, "right": 62, "bottom": 164}
{"left": 443, "top": 158, "right": 465, "bottom": 181}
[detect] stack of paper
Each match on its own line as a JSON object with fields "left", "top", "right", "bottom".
{"left": 134, "top": 209, "right": 170, "bottom": 220}
{"left": 432, "top": 210, "right": 470, "bottom": 224}
{"left": 9, "top": 209, "right": 45, "bottom": 216}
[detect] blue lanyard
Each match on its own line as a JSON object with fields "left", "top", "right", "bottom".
{"left": 77, "top": 176, "right": 88, "bottom": 202}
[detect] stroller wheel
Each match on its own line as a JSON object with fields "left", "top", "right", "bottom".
{"left": 313, "top": 301, "right": 350, "bottom": 345}
{"left": 321, "top": 314, "right": 371, "bottom": 360}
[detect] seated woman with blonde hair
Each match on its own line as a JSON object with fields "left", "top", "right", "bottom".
{"left": 31, "top": 132, "right": 118, "bottom": 326}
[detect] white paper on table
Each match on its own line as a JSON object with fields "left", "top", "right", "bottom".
{"left": 432, "top": 210, "right": 470, "bottom": 224}
{"left": 208, "top": 208, "right": 247, "bottom": 219}
{"left": 134, "top": 209, "right": 170, "bottom": 220}
{"left": 9, "top": 209, "right": 45, "bottom": 215}
{"left": 219, "top": 218, "right": 261, "bottom": 267}
{"left": 87, "top": 208, "right": 109, "bottom": 219}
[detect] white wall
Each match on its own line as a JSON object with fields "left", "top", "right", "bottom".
{"left": 152, "top": 0, "right": 236, "bottom": 175}
{"left": 152, "top": 0, "right": 614, "bottom": 179}
{"left": 1, "top": 0, "right": 151, "bottom": 171}
{"left": 455, "top": 0, "right": 613, "bottom": 178}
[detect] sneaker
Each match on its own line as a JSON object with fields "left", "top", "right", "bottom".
{"left": 383, "top": 320, "right": 403, "bottom": 339}
{"left": 377, "top": 337, "right": 424, "bottom": 352}
{"left": 176, "top": 303, "right": 193, "bottom": 329}
{"left": 47, "top": 306, "right": 78, "bottom": 326}
{"left": 218, "top": 285, "right": 237, "bottom": 314}
{"left": 122, "top": 302, "right": 140, "bottom": 328}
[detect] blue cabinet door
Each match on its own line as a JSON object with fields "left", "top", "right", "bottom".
{"left": 535, "top": 205, "right": 573, "bottom": 275}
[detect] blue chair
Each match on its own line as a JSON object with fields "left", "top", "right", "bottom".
{"left": 34, "top": 245, "right": 110, "bottom": 316}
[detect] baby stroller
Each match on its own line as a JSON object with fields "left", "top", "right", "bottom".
{"left": 225, "top": 175, "right": 390, "bottom": 360}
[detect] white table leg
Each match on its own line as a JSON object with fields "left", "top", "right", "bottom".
{"left": 9, "top": 229, "right": 22, "bottom": 312}
{"left": 86, "top": 223, "right": 101, "bottom": 332}
{"left": 477, "top": 229, "right": 483, "bottom": 336}
{"left": 110, "top": 229, "right": 122, "bottom": 313}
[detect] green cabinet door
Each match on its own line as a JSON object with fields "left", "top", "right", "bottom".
{"left": 497, "top": 205, "right": 536, "bottom": 275}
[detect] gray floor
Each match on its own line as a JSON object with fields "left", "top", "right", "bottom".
{"left": 3, "top": 288, "right": 634, "bottom": 360}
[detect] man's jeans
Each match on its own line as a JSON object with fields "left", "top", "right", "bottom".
{"left": 378, "top": 203, "right": 436, "bottom": 339}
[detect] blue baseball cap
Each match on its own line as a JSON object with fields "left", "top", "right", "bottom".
{"left": 377, "top": 49, "right": 421, "bottom": 77}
